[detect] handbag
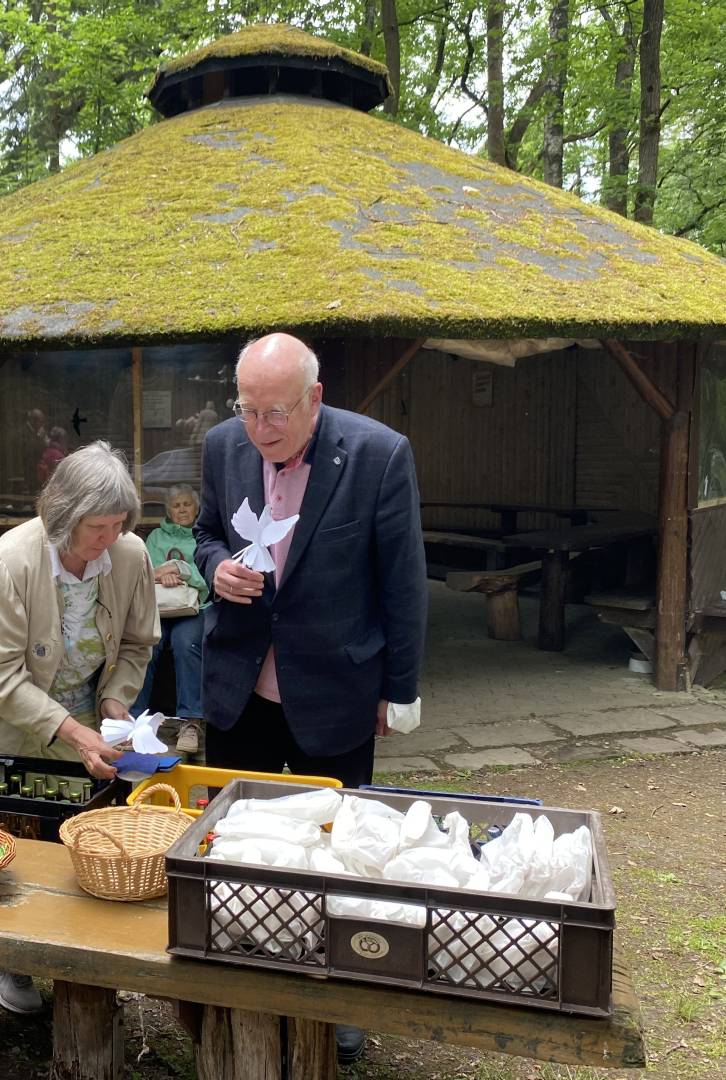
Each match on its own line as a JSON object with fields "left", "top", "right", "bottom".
{"left": 154, "top": 559, "right": 200, "bottom": 619}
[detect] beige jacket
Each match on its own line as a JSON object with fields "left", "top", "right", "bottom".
{"left": 0, "top": 518, "right": 160, "bottom": 755}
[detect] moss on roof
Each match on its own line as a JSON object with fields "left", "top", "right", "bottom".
{"left": 1, "top": 93, "right": 725, "bottom": 347}
{"left": 150, "top": 23, "right": 390, "bottom": 85}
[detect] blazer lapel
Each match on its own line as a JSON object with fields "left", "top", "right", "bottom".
{"left": 277, "top": 406, "right": 346, "bottom": 592}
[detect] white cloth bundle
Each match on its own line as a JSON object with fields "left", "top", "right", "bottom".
{"left": 326, "top": 894, "right": 427, "bottom": 928}
{"left": 330, "top": 795, "right": 404, "bottom": 873}
{"left": 431, "top": 911, "right": 558, "bottom": 989}
{"left": 210, "top": 880, "right": 323, "bottom": 958}
{"left": 212, "top": 812, "right": 321, "bottom": 847}
{"left": 226, "top": 787, "right": 342, "bottom": 825}
{"left": 208, "top": 837, "right": 309, "bottom": 869}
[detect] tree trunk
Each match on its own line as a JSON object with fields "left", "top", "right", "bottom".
{"left": 542, "top": 0, "right": 570, "bottom": 188}
{"left": 634, "top": 0, "right": 664, "bottom": 224}
{"left": 360, "top": 0, "right": 377, "bottom": 57}
{"left": 381, "top": 0, "right": 400, "bottom": 115}
{"left": 601, "top": 8, "right": 637, "bottom": 216}
{"left": 486, "top": 1, "right": 506, "bottom": 166}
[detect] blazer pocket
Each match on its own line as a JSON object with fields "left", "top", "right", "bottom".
{"left": 345, "top": 626, "right": 386, "bottom": 664}
{"left": 317, "top": 520, "right": 361, "bottom": 544}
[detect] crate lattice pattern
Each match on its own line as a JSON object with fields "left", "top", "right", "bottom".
{"left": 208, "top": 879, "right": 326, "bottom": 967}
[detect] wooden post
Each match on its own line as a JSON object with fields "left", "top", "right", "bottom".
{"left": 50, "top": 981, "right": 123, "bottom": 1080}
{"left": 194, "top": 1005, "right": 283, "bottom": 1080}
{"left": 538, "top": 550, "right": 568, "bottom": 650}
{"left": 655, "top": 409, "right": 690, "bottom": 690}
{"left": 356, "top": 338, "right": 425, "bottom": 414}
{"left": 131, "top": 346, "right": 143, "bottom": 499}
{"left": 287, "top": 1016, "right": 338, "bottom": 1080}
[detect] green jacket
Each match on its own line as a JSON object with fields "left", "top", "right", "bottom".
{"left": 146, "top": 519, "right": 210, "bottom": 608}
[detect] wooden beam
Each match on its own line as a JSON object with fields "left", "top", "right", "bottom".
{"left": 131, "top": 346, "right": 143, "bottom": 497}
{"left": 601, "top": 338, "right": 675, "bottom": 420}
{"left": 356, "top": 338, "right": 425, "bottom": 414}
{"left": 655, "top": 409, "right": 690, "bottom": 690}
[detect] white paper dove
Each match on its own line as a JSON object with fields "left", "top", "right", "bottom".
{"left": 230, "top": 498, "right": 299, "bottom": 573}
{"left": 100, "top": 709, "right": 168, "bottom": 754}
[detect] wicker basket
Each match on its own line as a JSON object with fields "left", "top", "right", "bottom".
{"left": 0, "top": 829, "right": 16, "bottom": 871}
{"left": 59, "top": 783, "right": 191, "bottom": 901}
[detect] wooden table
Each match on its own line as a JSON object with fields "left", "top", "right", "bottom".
{"left": 0, "top": 840, "right": 646, "bottom": 1079}
{"left": 503, "top": 524, "right": 657, "bottom": 651}
{"left": 421, "top": 502, "right": 606, "bottom": 533}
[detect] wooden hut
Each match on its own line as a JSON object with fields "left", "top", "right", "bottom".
{"left": 1, "top": 24, "right": 725, "bottom": 692}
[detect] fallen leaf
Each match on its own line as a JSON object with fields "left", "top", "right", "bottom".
{"left": 608, "top": 805, "right": 625, "bottom": 815}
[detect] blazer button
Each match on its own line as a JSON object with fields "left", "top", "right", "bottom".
{"left": 255, "top": 656, "right": 263, "bottom": 664}
{"left": 272, "top": 613, "right": 279, "bottom": 622}
{"left": 107, "top": 664, "right": 117, "bottom": 674}
{"left": 105, "top": 633, "right": 113, "bottom": 642}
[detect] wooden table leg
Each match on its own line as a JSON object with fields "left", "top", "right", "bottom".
{"left": 538, "top": 549, "right": 568, "bottom": 650}
{"left": 50, "top": 981, "right": 123, "bottom": 1080}
{"left": 288, "top": 1016, "right": 337, "bottom": 1079}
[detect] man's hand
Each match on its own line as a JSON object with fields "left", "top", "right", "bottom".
{"left": 214, "top": 559, "right": 264, "bottom": 604}
{"left": 56, "top": 715, "right": 121, "bottom": 780}
{"left": 375, "top": 698, "right": 391, "bottom": 737}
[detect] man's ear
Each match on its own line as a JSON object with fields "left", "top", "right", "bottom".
{"left": 311, "top": 381, "right": 323, "bottom": 405}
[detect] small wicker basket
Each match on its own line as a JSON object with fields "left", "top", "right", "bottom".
{"left": 0, "top": 829, "right": 16, "bottom": 871}
{"left": 59, "top": 783, "right": 191, "bottom": 901}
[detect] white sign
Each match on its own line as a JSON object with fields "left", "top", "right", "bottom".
{"left": 142, "top": 391, "right": 172, "bottom": 429}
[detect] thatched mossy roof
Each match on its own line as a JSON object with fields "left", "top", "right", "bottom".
{"left": 148, "top": 25, "right": 392, "bottom": 116}
{"left": 1, "top": 93, "right": 725, "bottom": 347}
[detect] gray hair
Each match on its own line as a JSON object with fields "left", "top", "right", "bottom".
{"left": 37, "top": 441, "right": 140, "bottom": 551}
{"left": 236, "top": 336, "right": 320, "bottom": 385}
{"left": 165, "top": 484, "right": 199, "bottom": 513}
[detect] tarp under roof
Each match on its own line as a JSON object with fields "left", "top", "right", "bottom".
{"left": 1, "top": 38, "right": 725, "bottom": 348}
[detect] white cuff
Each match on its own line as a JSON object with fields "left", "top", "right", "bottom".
{"left": 386, "top": 697, "right": 421, "bottom": 734}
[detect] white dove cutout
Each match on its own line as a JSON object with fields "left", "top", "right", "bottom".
{"left": 230, "top": 497, "right": 299, "bottom": 573}
{"left": 100, "top": 709, "right": 168, "bottom": 754}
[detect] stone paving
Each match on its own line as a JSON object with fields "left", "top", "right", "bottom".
{"left": 373, "top": 582, "right": 726, "bottom": 776}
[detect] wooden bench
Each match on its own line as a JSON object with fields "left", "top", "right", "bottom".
{"left": 446, "top": 560, "right": 543, "bottom": 640}
{"left": 584, "top": 592, "right": 656, "bottom": 661}
{"left": 0, "top": 839, "right": 646, "bottom": 1079}
{"left": 423, "top": 530, "right": 509, "bottom": 576}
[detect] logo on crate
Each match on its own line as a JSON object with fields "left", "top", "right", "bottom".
{"left": 350, "top": 931, "right": 389, "bottom": 960}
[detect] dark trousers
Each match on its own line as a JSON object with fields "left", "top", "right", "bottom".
{"left": 205, "top": 692, "right": 375, "bottom": 789}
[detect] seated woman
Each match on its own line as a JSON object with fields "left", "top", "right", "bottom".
{"left": 0, "top": 441, "right": 158, "bottom": 1015}
{"left": 133, "top": 485, "right": 209, "bottom": 753}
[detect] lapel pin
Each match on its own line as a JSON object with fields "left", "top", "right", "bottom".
{"left": 333, "top": 456, "right": 342, "bottom": 466}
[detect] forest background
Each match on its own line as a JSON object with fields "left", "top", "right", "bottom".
{"left": 0, "top": 1, "right": 724, "bottom": 255}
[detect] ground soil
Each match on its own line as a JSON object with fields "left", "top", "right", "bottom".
{"left": 0, "top": 750, "right": 723, "bottom": 1080}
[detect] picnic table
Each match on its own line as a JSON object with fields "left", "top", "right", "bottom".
{"left": 421, "top": 502, "right": 607, "bottom": 533}
{"left": 503, "top": 523, "right": 657, "bottom": 651}
{"left": 0, "top": 838, "right": 646, "bottom": 1079}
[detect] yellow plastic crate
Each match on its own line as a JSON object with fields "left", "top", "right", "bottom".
{"left": 127, "top": 764, "right": 342, "bottom": 817}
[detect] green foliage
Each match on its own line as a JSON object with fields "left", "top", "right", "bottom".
{"left": 0, "top": 0, "right": 724, "bottom": 251}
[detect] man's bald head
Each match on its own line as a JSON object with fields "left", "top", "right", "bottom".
{"left": 235, "top": 333, "right": 323, "bottom": 463}
{"left": 236, "top": 333, "right": 319, "bottom": 388}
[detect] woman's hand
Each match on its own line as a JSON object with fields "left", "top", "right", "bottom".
{"left": 100, "top": 698, "right": 131, "bottom": 721}
{"left": 154, "top": 568, "right": 183, "bottom": 587}
{"left": 56, "top": 715, "right": 121, "bottom": 780}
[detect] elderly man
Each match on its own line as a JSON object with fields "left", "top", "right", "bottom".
{"left": 194, "top": 333, "right": 427, "bottom": 789}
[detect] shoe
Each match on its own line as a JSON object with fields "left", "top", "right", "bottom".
{"left": 336, "top": 1024, "right": 365, "bottom": 1064}
{"left": 0, "top": 972, "right": 43, "bottom": 1014}
{"left": 176, "top": 721, "right": 200, "bottom": 754}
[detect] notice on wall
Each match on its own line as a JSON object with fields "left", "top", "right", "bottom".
{"left": 142, "top": 390, "right": 172, "bottom": 429}
{"left": 472, "top": 369, "right": 493, "bottom": 407}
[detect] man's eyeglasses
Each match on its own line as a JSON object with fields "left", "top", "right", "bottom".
{"left": 232, "top": 389, "right": 310, "bottom": 428}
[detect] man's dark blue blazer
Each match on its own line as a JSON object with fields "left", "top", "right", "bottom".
{"left": 194, "top": 403, "right": 428, "bottom": 756}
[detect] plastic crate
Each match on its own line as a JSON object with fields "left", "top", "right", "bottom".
{"left": 166, "top": 780, "right": 615, "bottom": 1017}
{"left": 128, "top": 764, "right": 342, "bottom": 817}
{"left": 362, "top": 784, "right": 541, "bottom": 806}
{"left": 0, "top": 756, "right": 124, "bottom": 842}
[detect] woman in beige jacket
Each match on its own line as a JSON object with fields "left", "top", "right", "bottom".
{"left": 0, "top": 441, "right": 159, "bottom": 1013}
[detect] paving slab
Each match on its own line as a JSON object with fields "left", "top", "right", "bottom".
{"left": 450, "top": 719, "right": 562, "bottom": 748}
{"left": 373, "top": 756, "right": 438, "bottom": 774}
{"left": 615, "top": 736, "right": 692, "bottom": 755}
{"left": 374, "top": 729, "right": 466, "bottom": 757}
{"left": 655, "top": 704, "right": 726, "bottom": 726}
{"left": 672, "top": 727, "right": 726, "bottom": 747}
{"left": 444, "top": 748, "right": 540, "bottom": 769}
{"left": 539, "top": 743, "right": 627, "bottom": 764}
{"left": 552, "top": 709, "right": 677, "bottom": 737}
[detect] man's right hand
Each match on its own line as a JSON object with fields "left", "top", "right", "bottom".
{"left": 56, "top": 716, "right": 121, "bottom": 780}
{"left": 214, "top": 559, "right": 265, "bottom": 604}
